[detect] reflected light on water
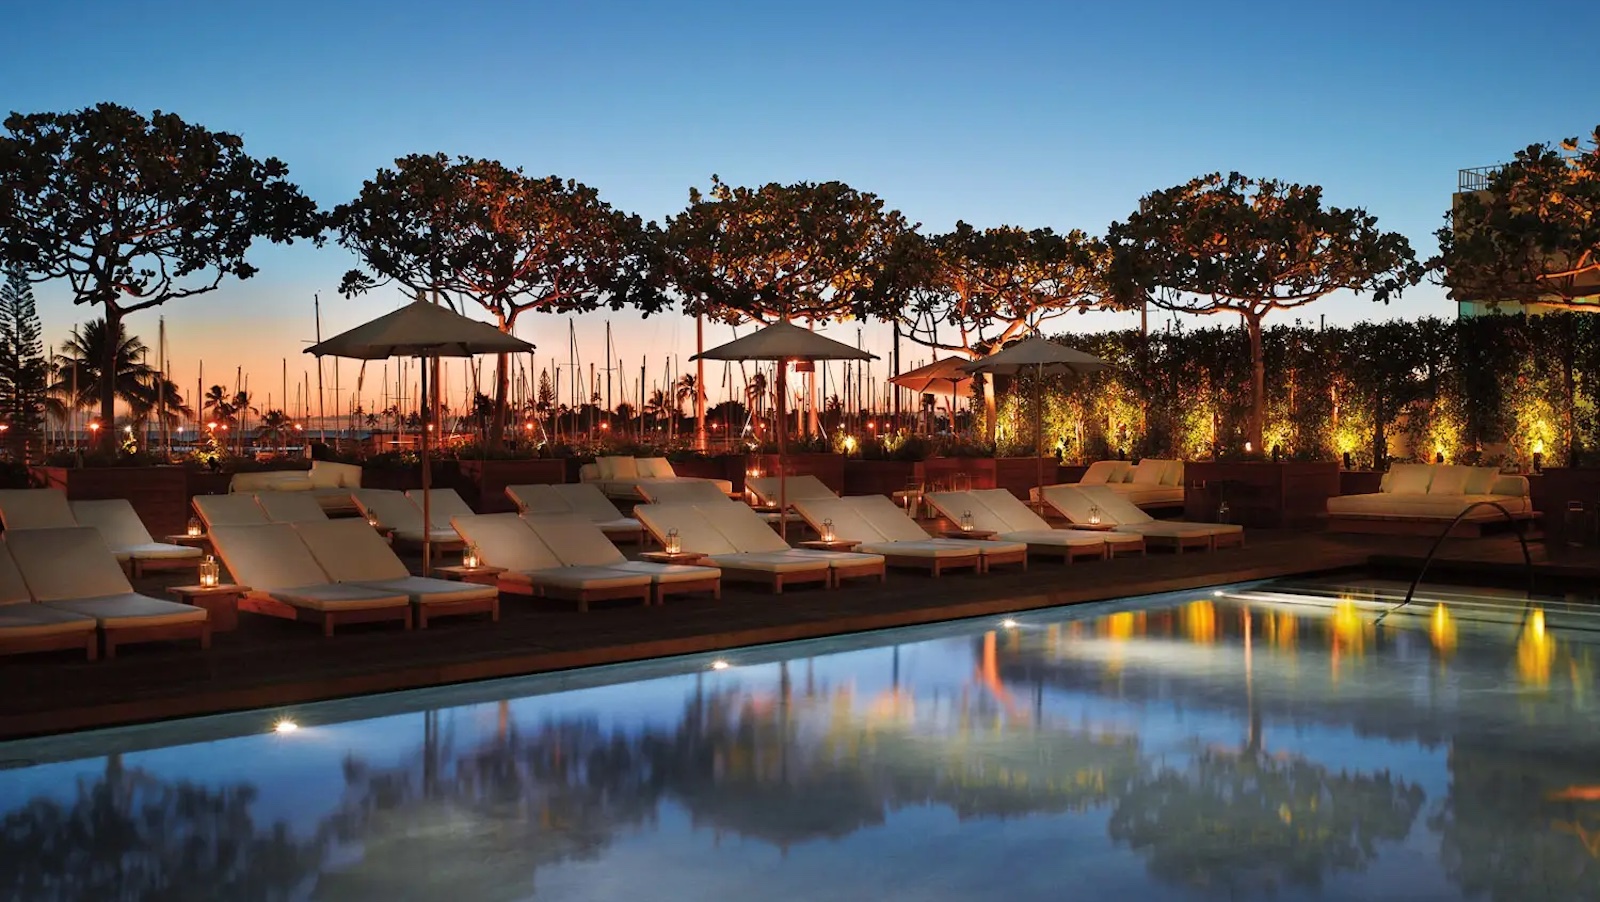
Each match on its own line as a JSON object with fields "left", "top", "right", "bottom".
{"left": 1517, "top": 609, "right": 1554, "bottom": 688}
{"left": 1431, "top": 604, "right": 1457, "bottom": 657}
{"left": 1182, "top": 601, "right": 1217, "bottom": 644}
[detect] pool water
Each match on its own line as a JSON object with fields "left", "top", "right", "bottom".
{"left": 2, "top": 578, "right": 1599, "bottom": 901}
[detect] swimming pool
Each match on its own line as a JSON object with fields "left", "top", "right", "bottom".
{"left": 1, "top": 578, "right": 1597, "bottom": 901}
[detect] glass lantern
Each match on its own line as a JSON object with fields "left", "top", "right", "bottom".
{"left": 821, "top": 518, "right": 836, "bottom": 542}
{"left": 462, "top": 543, "right": 482, "bottom": 570}
{"left": 1088, "top": 504, "right": 1102, "bottom": 526}
{"left": 960, "top": 510, "right": 974, "bottom": 532}
{"left": 198, "top": 555, "right": 221, "bottom": 588}
{"left": 186, "top": 516, "right": 203, "bottom": 538}
{"left": 665, "top": 527, "right": 682, "bottom": 555}
{"left": 366, "top": 511, "right": 381, "bottom": 529}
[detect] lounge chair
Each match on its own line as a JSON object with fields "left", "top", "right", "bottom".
{"left": 579, "top": 455, "right": 733, "bottom": 501}
{"left": 522, "top": 514, "right": 720, "bottom": 605}
{"left": 790, "top": 496, "right": 1003, "bottom": 576}
{"left": 696, "top": 499, "right": 885, "bottom": 587}
{"left": 924, "top": 489, "right": 1129, "bottom": 562}
{"left": 638, "top": 479, "right": 804, "bottom": 528}
{"left": 634, "top": 503, "right": 834, "bottom": 593}
{"left": 505, "top": 483, "right": 646, "bottom": 544}
{"left": 1042, "top": 484, "right": 1244, "bottom": 552}
{"left": 745, "top": 474, "right": 838, "bottom": 508}
{"left": 6, "top": 527, "right": 210, "bottom": 658}
{"left": 254, "top": 491, "right": 332, "bottom": 524}
{"left": 352, "top": 489, "right": 464, "bottom": 560}
{"left": 0, "top": 487, "right": 78, "bottom": 530}
{"left": 405, "top": 487, "right": 475, "bottom": 528}
{"left": 208, "top": 523, "right": 413, "bottom": 635}
{"left": 192, "top": 493, "right": 271, "bottom": 530}
{"left": 293, "top": 519, "right": 498, "bottom": 627}
{"left": 70, "top": 499, "right": 206, "bottom": 576}
{"left": 450, "top": 513, "right": 652, "bottom": 610}
{"left": 0, "top": 540, "right": 98, "bottom": 660}
{"left": 1030, "top": 459, "right": 1186, "bottom": 509}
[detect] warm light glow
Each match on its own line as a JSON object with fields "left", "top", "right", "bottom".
{"left": 867, "top": 421, "right": 877, "bottom": 431}
{"left": 1000, "top": 618, "right": 1018, "bottom": 629}
{"left": 88, "top": 422, "right": 100, "bottom": 432}
{"left": 665, "top": 527, "right": 682, "bottom": 555}
{"left": 273, "top": 718, "right": 299, "bottom": 734}
{"left": 207, "top": 421, "right": 217, "bottom": 431}
{"left": 197, "top": 554, "right": 221, "bottom": 588}
{"left": 710, "top": 659, "right": 730, "bottom": 670}
{"left": 600, "top": 422, "right": 610, "bottom": 431}
{"left": 462, "top": 543, "right": 481, "bottom": 569}
{"left": 1088, "top": 504, "right": 1102, "bottom": 526}
{"left": 1330, "top": 600, "right": 1367, "bottom": 655}
{"left": 842, "top": 435, "right": 858, "bottom": 454}
{"left": 366, "top": 512, "right": 380, "bottom": 528}
{"left": 523, "top": 422, "right": 534, "bottom": 431}
{"left": 1430, "top": 603, "right": 1457, "bottom": 656}
{"left": 1517, "top": 608, "right": 1553, "bottom": 687}
{"left": 960, "top": 510, "right": 974, "bottom": 532}
{"left": 1244, "top": 441, "right": 1253, "bottom": 453}
{"left": 186, "top": 516, "right": 203, "bottom": 538}
{"left": 1183, "top": 601, "right": 1217, "bottom": 643}
{"left": 123, "top": 425, "right": 132, "bottom": 434}
{"left": 1212, "top": 589, "right": 1225, "bottom": 597}
{"left": 1102, "top": 611, "right": 1136, "bottom": 641}
{"left": 821, "top": 518, "right": 836, "bottom": 542}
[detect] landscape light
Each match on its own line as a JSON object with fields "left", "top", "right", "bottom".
{"left": 1000, "top": 618, "right": 1018, "bottom": 629}
{"left": 710, "top": 659, "right": 730, "bottom": 670}
{"left": 273, "top": 718, "right": 299, "bottom": 734}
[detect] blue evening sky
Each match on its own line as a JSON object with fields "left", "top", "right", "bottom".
{"left": 3, "top": 0, "right": 1597, "bottom": 410}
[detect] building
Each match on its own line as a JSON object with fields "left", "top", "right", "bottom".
{"left": 1453, "top": 165, "right": 1600, "bottom": 317}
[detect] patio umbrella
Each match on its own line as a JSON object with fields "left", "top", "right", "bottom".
{"left": 960, "top": 336, "right": 1111, "bottom": 503}
{"left": 693, "top": 321, "right": 876, "bottom": 539}
{"left": 306, "top": 299, "right": 534, "bottom": 573}
{"left": 889, "top": 357, "right": 971, "bottom": 432}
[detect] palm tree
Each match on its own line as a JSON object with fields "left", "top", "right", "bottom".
{"left": 745, "top": 371, "right": 769, "bottom": 433}
{"left": 256, "top": 409, "right": 292, "bottom": 455}
{"left": 643, "top": 389, "right": 669, "bottom": 432}
{"left": 47, "top": 320, "right": 191, "bottom": 450}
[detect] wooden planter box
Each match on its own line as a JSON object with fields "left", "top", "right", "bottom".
{"left": 1530, "top": 469, "right": 1598, "bottom": 546}
{"left": 744, "top": 453, "right": 847, "bottom": 494}
{"left": 361, "top": 467, "right": 425, "bottom": 492}
{"left": 843, "top": 458, "right": 995, "bottom": 496}
{"left": 669, "top": 454, "right": 746, "bottom": 488}
{"left": 456, "top": 458, "right": 567, "bottom": 513}
{"left": 1339, "top": 470, "right": 1384, "bottom": 496}
{"left": 31, "top": 465, "right": 191, "bottom": 538}
{"left": 1182, "top": 460, "right": 1340, "bottom": 529}
{"left": 995, "top": 457, "right": 1064, "bottom": 499}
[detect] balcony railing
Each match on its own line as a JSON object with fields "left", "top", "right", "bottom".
{"left": 1458, "top": 165, "right": 1500, "bottom": 193}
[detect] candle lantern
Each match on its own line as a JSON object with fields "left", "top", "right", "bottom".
{"left": 1088, "top": 504, "right": 1102, "bottom": 526}
{"left": 186, "top": 516, "right": 203, "bottom": 538}
{"left": 665, "top": 527, "right": 682, "bottom": 555}
{"left": 960, "top": 510, "right": 975, "bottom": 532}
{"left": 821, "top": 518, "right": 836, "bottom": 542}
{"left": 366, "top": 511, "right": 380, "bottom": 529}
{"left": 198, "top": 555, "right": 221, "bottom": 588}
{"left": 462, "top": 543, "right": 482, "bottom": 569}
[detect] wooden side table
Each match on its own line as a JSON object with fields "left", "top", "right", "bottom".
{"left": 169, "top": 584, "right": 248, "bottom": 632}
{"left": 639, "top": 551, "right": 708, "bottom": 565}
{"left": 939, "top": 528, "right": 997, "bottom": 540}
{"left": 1066, "top": 523, "right": 1117, "bottom": 532}
{"left": 433, "top": 565, "right": 506, "bottom": 586}
{"left": 164, "top": 534, "right": 211, "bottom": 549}
{"left": 798, "top": 538, "right": 861, "bottom": 551}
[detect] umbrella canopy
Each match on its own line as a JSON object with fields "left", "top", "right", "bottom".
{"left": 305, "top": 300, "right": 535, "bottom": 574}
{"left": 958, "top": 336, "right": 1110, "bottom": 376}
{"left": 690, "top": 321, "right": 873, "bottom": 363}
{"left": 692, "top": 321, "right": 877, "bottom": 538}
{"left": 889, "top": 357, "right": 971, "bottom": 394}
{"left": 304, "top": 300, "right": 534, "bottom": 359}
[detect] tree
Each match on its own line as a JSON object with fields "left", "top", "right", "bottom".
{"left": 334, "top": 154, "right": 665, "bottom": 445}
{"left": 900, "top": 223, "right": 1111, "bottom": 437}
{"left": 0, "top": 103, "right": 322, "bottom": 451}
{"left": 665, "top": 176, "right": 914, "bottom": 326}
{"left": 256, "top": 409, "right": 292, "bottom": 454}
{"left": 1108, "top": 172, "right": 1419, "bottom": 449}
{"left": 0, "top": 263, "right": 47, "bottom": 460}
{"left": 49, "top": 320, "right": 185, "bottom": 434}
{"left": 1437, "top": 126, "right": 1600, "bottom": 309}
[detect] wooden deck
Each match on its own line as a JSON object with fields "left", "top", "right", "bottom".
{"left": 0, "top": 528, "right": 1561, "bottom": 741}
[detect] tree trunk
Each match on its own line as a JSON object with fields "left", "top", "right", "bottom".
{"left": 489, "top": 352, "right": 509, "bottom": 448}
{"left": 99, "top": 307, "right": 120, "bottom": 453}
{"left": 982, "top": 375, "right": 998, "bottom": 442}
{"left": 1246, "top": 313, "right": 1265, "bottom": 452}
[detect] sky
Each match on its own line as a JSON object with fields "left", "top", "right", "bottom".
{"left": 3, "top": 0, "right": 1598, "bottom": 416}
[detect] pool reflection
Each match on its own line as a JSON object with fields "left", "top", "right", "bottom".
{"left": 3, "top": 589, "right": 1600, "bottom": 900}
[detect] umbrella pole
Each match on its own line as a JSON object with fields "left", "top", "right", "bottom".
{"left": 1035, "top": 363, "right": 1044, "bottom": 510}
{"left": 777, "top": 360, "right": 788, "bottom": 541}
{"left": 421, "top": 354, "right": 432, "bottom": 577}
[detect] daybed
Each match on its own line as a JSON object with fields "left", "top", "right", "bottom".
{"left": 579, "top": 456, "right": 734, "bottom": 501}
{"left": 1325, "top": 464, "right": 1533, "bottom": 536}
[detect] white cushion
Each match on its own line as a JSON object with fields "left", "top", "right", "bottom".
{"left": 1100, "top": 484, "right": 1186, "bottom": 508}
{"left": 407, "top": 488, "right": 474, "bottom": 528}
{"left": 117, "top": 543, "right": 204, "bottom": 561}
{"left": 310, "top": 460, "right": 362, "bottom": 489}
{"left": 972, "top": 489, "right": 1050, "bottom": 532}
{"left": 208, "top": 524, "right": 331, "bottom": 590}
{"left": 608, "top": 561, "right": 720, "bottom": 583}
{"left": 451, "top": 514, "right": 564, "bottom": 572}
{"left": 698, "top": 500, "right": 792, "bottom": 553}
{"left": 506, "top": 484, "right": 567, "bottom": 515}
{"left": 293, "top": 519, "right": 410, "bottom": 582}
{"left": 999, "top": 529, "right": 1106, "bottom": 548}
{"left": 1039, "top": 485, "right": 1115, "bottom": 526}
{"left": 639, "top": 480, "right": 728, "bottom": 504}
{"left": 0, "top": 603, "right": 96, "bottom": 637}
{"left": 0, "top": 544, "right": 34, "bottom": 605}
{"left": 1428, "top": 465, "right": 1473, "bottom": 495}
{"left": 254, "top": 492, "right": 329, "bottom": 523}
{"left": 1077, "top": 485, "right": 1155, "bottom": 525}
{"left": 746, "top": 475, "right": 835, "bottom": 506}
{"left": 1078, "top": 461, "right": 1130, "bottom": 485}
{"left": 1162, "top": 460, "right": 1185, "bottom": 487}
{"left": 0, "top": 489, "right": 76, "bottom": 530}
{"left": 45, "top": 592, "right": 207, "bottom": 628}
{"left": 6, "top": 527, "right": 134, "bottom": 601}
{"left": 194, "top": 494, "right": 270, "bottom": 529}
{"left": 523, "top": 515, "right": 628, "bottom": 567}
{"left": 355, "top": 576, "right": 497, "bottom": 605}
{"left": 1329, "top": 493, "right": 1530, "bottom": 518}
{"left": 791, "top": 497, "right": 881, "bottom": 545}
{"left": 852, "top": 495, "right": 936, "bottom": 542}
{"left": 637, "top": 457, "right": 676, "bottom": 479}
{"left": 856, "top": 541, "right": 978, "bottom": 560}
{"left": 352, "top": 490, "right": 428, "bottom": 532}
{"left": 704, "top": 552, "right": 830, "bottom": 574}
{"left": 519, "top": 566, "right": 651, "bottom": 592}
{"left": 634, "top": 504, "right": 740, "bottom": 555}
{"left": 578, "top": 463, "right": 600, "bottom": 482}
{"left": 1386, "top": 464, "right": 1434, "bottom": 495}
{"left": 597, "top": 456, "right": 638, "bottom": 480}
{"left": 551, "top": 484, "right": 628, "bottom": 521}
{"left": 269, "top": 583, "right": 410, "bottom": 611}
{"left": 1463, "top": 467, "right": 1500, "bottom": 495}
{"left": 391, "top": 527, "right": 463, "bottom": 546}
{"left": 69, "top": 499, "right": 156, "bottom": 548}
{"left": 1130, "top": 459, "right": 1168, "bottom": 485}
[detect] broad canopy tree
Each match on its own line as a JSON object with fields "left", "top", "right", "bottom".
{"left": 334, "top": 154, "right": 664, "bottom": 444}
{"left": 1108, "top": 172, "right": 1420, "bottom": 450}
{"left": 0, "top": 103, "right": 322, "bottom": 451}
{"left": 1437, "top": 126, "right": 1600, "bottom": 309}
{"left": 899, "top": 222, "right": 1111, "bottom": 437}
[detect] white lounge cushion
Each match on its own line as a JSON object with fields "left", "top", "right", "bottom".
{"left": 0, "top": 603, "right": 96, "bottom": 637}
{"left": 746, "top": 475, "right": 836, "bottom": 507}
{"left": 608, "top": 561, "right": 720, "bottom": 583}
{"left": 6, "top": 527, "right": 135, "bottom": 601}
{"left": 501, "top": 566, "right": 651, "bottom": 592}
{"left": 71, "top": 500, "right": 200, "bottom": 562}
{"left": 551, "top": 484, "right": 629, "bottom": 522}
{"left": 1386, "top": 464, "right": 1434, "bottom": 494}
{"left": 636, "top": 457, "right": 676, "bottom": 479}
{"left": 354, "top": 576, "right": 497, "bottom": 606}
{"left": 856, "top": 540, "right": 979, "bottom": 560}
{"left": 1116, "top": 521, "right": 1242, "bottom": 539}
{"left": 1100, "top": 484, "right": 1186, "bottom": 508}
{"left": 44, "top": 592, "right": 207, "bottom": 628}
{"left": 406, "top": 488, "right": 474, "bottom": 528}
{"left": 853, "top": 495, "right": 939, "bottom": 542}
{"left": 0, "top": 488, "right": 76, "bottom": 530}
{"left": 506, "top": 483, "right": 566, "bottom": 515}
{"left": 194, "top": 494, "right": 270, "bottom": 529}
{"left": 782, "top": 549, "right": 885, "bottom": 569}
{"left": 0, "top": 544, "right": 34, "bottom": 605}
{"left": 596, "top": 517, "right": 644, "bottom": 534}
{"left": 634, "top": 504, "right": 740, "bottom": 555}
{"left": 1078, "top": 461, "right": 1130, "bottom": 485}
{"left": 931, "top": 537, "right": 1028, "bottom": 557}
{"left": 523, "top": 515, "right": 628, "bottom": 567}
{"left": 254, "top": 492, "right": 330, "bottom": 523}
{"left": 294, "top": 519, "right": 410, "bottom": 582}
{"left": 596, "top": 456, "right": 638, "bottom": 480}
{"left": 392, "top": 528, "right": 463, "bottom": 546}
{"left": 704, "top": 552, "right": 831, "bottom": 574}
{"left": 1161, "top": 460, "right": 1185, "bottom": 487}
{"left": 970, "top": 489, "right": 1052, "bottom": 532}
{"left": 1041, "top": 484, "right": 1113, "bottom": 525}
{"left": 1328, "top": 493, "right": 1530, "bottom": 518}
{"left": 925, "top": 491, "right": 1011, "bottom": 534}
{"left": 1428, "top": 465, "right": 1473, "bottom": 496}
{"left": 115, "top": 542, "right": 204, "bottom": 562}
{"left": 1130, "top": 459, "right": 1168, "bottom": 485}
{"left": 1463, "top": 467, "right": 1500, "bottom": 495}
{"left": 1076, "top": 486, "right": 1156, "bottom": 524}
{"left": 997, "top": 529, "right": 1106, "bottom": 548}
{"left": 351, "top": 489, "right": 423, "bottom": 531}
{"left": 578, "top": 462, "right": 601, "bottom": 482}
{"left": 269, "top": 583, "right": 410, "bottom": 611}
{"left": 698, "top": 500, "right": 793, "bottom": 553}
{"left": 208, "top": 524, "right": 332, "bottom": 590}
{"left": 451, "top": 514, "right": 565, "bottom": 571}
{"left": 639, "top": 481, "right": 729, "bottom": 504}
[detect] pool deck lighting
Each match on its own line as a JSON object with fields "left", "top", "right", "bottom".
{"left": 1000, "top": 618, "right": 1019, "bottom": 629}
{"left": 710, "top": 659, "right": 731, "bottom": 670}
{"left": 272, "top": 718, "right": 300, "bottom": 734}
